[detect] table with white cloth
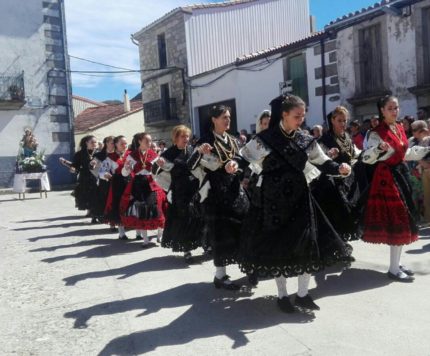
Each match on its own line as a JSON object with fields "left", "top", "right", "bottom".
{"left": 13, "top": 172, "right": 51, "bottom": 199}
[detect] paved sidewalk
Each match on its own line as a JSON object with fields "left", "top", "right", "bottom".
{"left": 0, "top": 191, "right": 429, "bottom": 356}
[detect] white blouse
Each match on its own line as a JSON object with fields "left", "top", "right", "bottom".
{"left": 240, "top": 132, "right": 340, "bottom": 185}
{"left": 362, "top": 131, "right": 430, "bottom": 164}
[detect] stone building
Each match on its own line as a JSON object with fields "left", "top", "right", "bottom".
{"left": 0, "top": 0, "right": 74, "bottom": 187}
{"left": 329, "top": 0, "right": 430, "bottom": 121}
{"left": 132, "top": 0, "right": 311, "bottom": 140}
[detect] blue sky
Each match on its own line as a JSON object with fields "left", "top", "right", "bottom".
{"left": 66, "top": 0, "right": 379, "bottom": 102}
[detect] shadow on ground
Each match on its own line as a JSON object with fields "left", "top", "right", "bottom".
{"left": 62, "top": 255, "right": 192, "bottom": 286}
{"left": 34, "top": 237, "right": 152, "bottom": 263}
{"left": 28, "top": 228, "right": 110, "bottom": 243}
{"left": 16, "top": 215, "right": 87, "bottom": 223}
{"left": 313, "top": 266, "right": 392, "bottom": 299}
{"left": 15, "top": 221, "right": 90, "bottom": 231}
{"left": 64, "top": 282, "right": 313, "bottom": 355}
{"left": 63, "top": 267, "right": 393, "bottom": 355}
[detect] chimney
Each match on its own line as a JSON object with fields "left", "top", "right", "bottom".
{"left": 124, "top": 89, "right": 130, "bottom": 112}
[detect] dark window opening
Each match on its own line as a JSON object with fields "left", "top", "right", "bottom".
{"left": 158, "top": 33, "right": 167, "bottom": 69}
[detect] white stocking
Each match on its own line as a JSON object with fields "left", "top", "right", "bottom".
{"left": 118, "top": 225, "right": 126, "bottom": 237}
{"left": 389, "top": 246, "right": 403, "bottom": 275}
{"left": 215, "top": 266, "right": 227, "bottom": 280}
{"left": 275, "top": 276, "right": 288, "bottom": 298}
{"left": 157, "top": 228, "right": 163, "bottom": 242}
{"left": 297, "top": 273, "right": 311, "bottom": 298}
{"left": 141, "top": 230, "right": 149, "bottom": 244}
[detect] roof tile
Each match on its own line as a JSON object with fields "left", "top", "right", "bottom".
{"left": 75, "top": 101, "right": 143, "bottom": 133}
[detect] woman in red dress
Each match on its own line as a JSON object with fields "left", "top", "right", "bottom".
{"left": 362, "top": 96, "right": 430, "bottom": 282}
{"left": 120, "top": 133, "right": 167, "bottom": 247}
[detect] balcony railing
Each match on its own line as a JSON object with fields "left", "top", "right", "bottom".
{"left": 144, "top": 98, "right": 178, "bottom": 124}
{"left": 0, "top": 72, "right": 26, "bottom": 110}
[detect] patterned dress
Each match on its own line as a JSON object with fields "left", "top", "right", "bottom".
{"left": 188, "top": 133, "right": 250, "bottom": 267}
{"left": 239, "top": 124, "right": 351, "bottom": 278}
{"left": 120, "top": 149, "right": 167, "bottom": 230}
{"left": 156, "top": 145, "right": 205, "bottom": 252}
{"left": 362, "top": 122, "right": 429, "bottom": 245}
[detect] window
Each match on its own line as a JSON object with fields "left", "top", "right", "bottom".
{"left": 358, "top": 24, "right": 383, "bottom": 93}
{"left": 157, "top": 33, "right": 167, "bottom": 69}
{"left": 160, "top": 83, "right": 170, "bottom": 120}
{"left": 423, "top": 7, "right": 430, "bottom": 83}
{"left": 286, "top": 54, "right": 308, "bottom": 103}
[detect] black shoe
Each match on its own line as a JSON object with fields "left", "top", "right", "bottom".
{"left": 119, "top": 234, "right": 129, "bottom": 240}
{"left": 277, "top": 297, "right": 295, "bottom": 313}
{"left": 141, "top": 241, "right": 154, "bottom": 249}
{"left": 110, "top": 226, "right": 118, "bottom": 233}
{"left": 91, "top": 217, "right": 98, "bottom": 224}
{"left": 184, "top": 252, "right": 193, "bottom": 263}
{"left": 247, "top": 272, "right": 259, "bottom": 287}
{"left": 399, "top": 265, "right": 414, "bottom": 276}
{"left": 345, "top": 255, "right": 356, "bottom": 262}
{"left": 295, "top": 295, "right": 320, "bottom": 310}
{"left": 387, "top": 271, "right": 414, "bottom": 282}
{"left": 135, "top": 235, "right": 143, "bottom": 241}
{"left": 213, "top": 275, "right": 240, "bottom": 290}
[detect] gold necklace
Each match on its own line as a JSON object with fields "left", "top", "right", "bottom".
{"left": 279, "top": 126, "right": 296, "bottom": 140}
{"left": 213, "top": 133, "right": 237, "bottom": 164}
{"left": 335, "top": 134, "right": 353, "bottom": 158}
{"left": 390, "top": 125, "right": 404, "bottom": 146}
{"left": 139, "top": 149, "right": 149, "bottom": 167}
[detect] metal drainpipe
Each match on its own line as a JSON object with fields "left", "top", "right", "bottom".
{"left": 320, "top": 38, "right": 327, "bottom": 125}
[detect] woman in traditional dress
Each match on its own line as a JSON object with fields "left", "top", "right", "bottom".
{"left": 100, "top": 135, "right": 130, "bottom": 239}
{"left": 155, "top": 125, "right": 204, "bottom": 262}
{"left": 239, "top": 95, "right": 352, "bottom": 313}
{"left": 120, "top": 133, "right": 166, "bottom": 247}
{"left": 362, "top": 95, "right": 430, "bottom": 282}
{"left": 315, "top": 106, "right": 366, "bottom": 246}
{"left": 256, "top": 110, "right": 271, "bottom": 134}
{"left": 188, "top": 105, "right": 250, "bottom": 290}
{"left": 71, "top": 135, "right": 98, "bottom": 221}
{"left": 92, "top": 136, "right": 115, "bottom": 226}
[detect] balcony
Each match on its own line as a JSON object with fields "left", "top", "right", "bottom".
{"left": 0, "top": 72, "right": 26, "bottom": 110}
{"left": 144, "top": 98, "right": 178, "bottom": 125}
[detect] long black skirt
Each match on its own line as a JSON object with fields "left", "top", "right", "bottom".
{"left": 239, "top": 180, "right": 350, "bottom": 278}
{"left": 74, "top": 172, "right": 98, "bottom": 211}
{"left": 162, "top": 195, "right": 205, "bottom": 252}
{"left": 312, "top": 172, "right": 363, "bottom": 241}
{"left": 204, "top": 185, "right": 249, "bottom": 267}
{"left": 105, "top": 174, "right": 129, "bottom": 225}
{"left": 92, "top": 179, "right": 111, "bottom": 220}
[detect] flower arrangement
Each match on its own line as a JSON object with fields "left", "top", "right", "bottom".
{"left": 16, "top": 129, "right": 46, "bottom": 173}
{"left": 16, "top": 151, "right": 46, "bottom": 173}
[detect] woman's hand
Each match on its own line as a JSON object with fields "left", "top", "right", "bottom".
{"left": 69, "top": 167, "right": 76, "bottom": 174}
{"left": 378, "top": 142, "right": 390, "bottom": 152}
{"left": 89, "top": 159, "right": 97, "bottom": 169}
{"left": 124, "top": 161, "right": 133, "bottom": 172}
{"left": 198, "top": 143, "right": 212, "bottom": 155}
{"left": 157, "top": 157, "right": 165, "bottom": 168}
{"left": 225, "top": 160, "right": 239, "bottom": 174}
{"left": 104, "top": 172, "right": 112, "bottom": 180}
{"left": 338, "top": 163, "right": 351, "bottom": 176}
{"left": 327, "top": 148, "right": 339, "bottom": 159}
